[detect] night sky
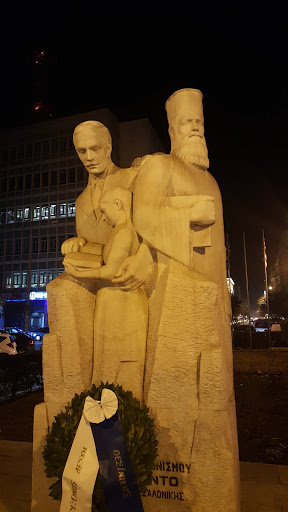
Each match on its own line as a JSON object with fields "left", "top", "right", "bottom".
{"left": 1, "top": 8, "right": 288, "bottom": 312}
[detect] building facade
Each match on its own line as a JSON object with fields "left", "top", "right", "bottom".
{"left": 0, "top": 108, "right": 163, "bottom": 330}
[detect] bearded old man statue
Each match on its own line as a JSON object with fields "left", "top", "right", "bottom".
{"left": 133, "top": 89, "right": 240, "bottom": 512}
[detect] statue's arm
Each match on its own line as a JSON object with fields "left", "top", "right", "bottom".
{"left": 112, "top": 240, "right": 153, "bottom": 291}
{"left": 133, "top": 155, "right": 215, "bottom": 265}
{"left": 65, "top": 230, "right": 131, "bottom": 282}
{"left": 61, "top": 237, "right": 87, "bottom": 255}
{"left": 133, "top": 155, "right": 192, "bottom": 265}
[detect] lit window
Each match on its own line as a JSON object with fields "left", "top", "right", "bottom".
{"left": 16, "top": 208, "right": 23, "bottom": 221}
{"left": 58, "top": 269, "right": 64, "bottom": 276}
{"left": 22, "top": 272, "right": 28, "bottom": 288}
{"left": 50, "top": 204, "right": 57, "bottom": 218}
{"left": 13, "top": 273, "right": 21, "bottom": 288}
{"left": 68, "top": 203, "right": 75, "bottom": 217}
{"left": 42, "top": 206, "right": 49, "bottom": 219}
{"left": 39, "top": 271, "right": 47, "bottom": 286}
{"left": 24, "top": 208, "right": 30, "bottom": 220}
{"left": 6, "top": 275, "right": 12, "bottom": 288}
{"left": 59, "top": 203, "right": 67, "bottom": 217}
{"left": 31, "top": 272, "right": 38, "bottom": 287}
{"left": 49, "top": 270, "right": 56, "bottom": 281}
{"left": 7, "top": 210, "right": 14, "bottom": 223}
{"left": 33, "top": 206, "right": 41, "bottom": 220}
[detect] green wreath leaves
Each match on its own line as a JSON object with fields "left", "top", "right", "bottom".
{"left": 43, "top": 382, "right": 158, "bottom": 512}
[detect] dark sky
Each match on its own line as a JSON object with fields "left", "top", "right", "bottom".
{"left": 1, "top": 9, "right": 288, "bottom": 312}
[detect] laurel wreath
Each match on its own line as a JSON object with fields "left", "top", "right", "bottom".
{"left": 43, "top": 382, "right": 158, "bottom": 512}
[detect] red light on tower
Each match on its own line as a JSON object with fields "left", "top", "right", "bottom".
{"left": 34, "top": 49, "right": 46, "bottom": 65}
{"left": 34, "top": 101, "right": 44, "bottom": 111}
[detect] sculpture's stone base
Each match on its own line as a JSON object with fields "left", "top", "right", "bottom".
{"left": 32, "top": 262, "right": 240, "bottom": 511}
{"left": 141, "top": 259, "right": 241, "bottom": 511}
{"left": 31, "top": 402, "right": 62, "bottom": 512}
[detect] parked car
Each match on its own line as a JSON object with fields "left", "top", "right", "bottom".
{"left": 9, "top": 332, "right": 34, "bottom": 352}
{"left": 233, "top": 324, "right": 256, "bottom": 334}
{"left": 0, "top": 333, "right": 17, "bottom": 355}
{"left": 254, "top": 320, "right": 269, "bottom": 332}
{"left": 1, "top": 327, "right": 24, "bottom": 334}
{"left": 30, "top": 326, "right": 49, "bottom": 341}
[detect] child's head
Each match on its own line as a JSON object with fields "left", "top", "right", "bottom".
{"left": 99, "top": 187, "right": 132, "bottom": 227}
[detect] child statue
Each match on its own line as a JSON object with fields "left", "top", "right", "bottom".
{"left": 64, "top": 187, "right": 148, "bottom": 400}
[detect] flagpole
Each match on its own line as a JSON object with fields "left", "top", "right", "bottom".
{"left": 25, "top": 228, "right": 32, "bottom": 335}
{"left": 226, "top": 234, "right": 234, "bottom": 350}
{"left": 243, "top": 232, "right": 253, "bottom": 350}
{"left": 262, "top": 229, "right": 272, "bottom": 350}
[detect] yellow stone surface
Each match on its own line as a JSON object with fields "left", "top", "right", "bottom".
{"left": 32, "top": 91, "right": 241, "bottom": 511}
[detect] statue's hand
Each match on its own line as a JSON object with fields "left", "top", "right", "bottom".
{"left": 61, "top": 237, "right": 87, "bottom": 255}
{"left": 112, "top": 253, "right": 151, "bottom": 291}
{"left": 190, "top": 196, "right": 215, "bottom": 226}
{"left": 64, "top": 261, "right": 80, "bottom": 278}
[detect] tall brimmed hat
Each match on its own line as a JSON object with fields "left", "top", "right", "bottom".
{"left": 165, "top": 88, "right": 203, "bottom": 125}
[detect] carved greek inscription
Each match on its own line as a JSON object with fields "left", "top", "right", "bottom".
{"left": 140, "top": 490, "right": 185, "bottom": 501}
{"left": 154, "top": 460, "right": 191, "bottom": 474}
{"left": 142, "top": 460, "right": 191, "bottom": 501}
{"left": 152, "top": 475, "right": 179, "bottom": 486}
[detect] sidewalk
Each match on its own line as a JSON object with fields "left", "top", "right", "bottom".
{"left": 0, "top": 440, "right": 287, "bottom": 511}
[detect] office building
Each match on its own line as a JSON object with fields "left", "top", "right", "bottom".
{"left": 0, "top": 108, "right": 164, "bottom": 330}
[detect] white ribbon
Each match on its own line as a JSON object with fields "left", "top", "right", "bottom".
{"left": 60, "top": 389, "right": 118, "bottom": 512}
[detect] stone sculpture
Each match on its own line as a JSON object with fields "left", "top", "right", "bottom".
{"left": 32, "top": 91, "right": 240, "bottom": 512}
{"left": 64, "top": 186, "right": 148, "bottom": 400}
{"left": 31, "top": 122, "right": 150, "bottom": 511}
{"left": 132, "top": 88, "right": 240, "bottom": 511}
{"left": 44, "top": 121, "right": 151, "bottom": 405}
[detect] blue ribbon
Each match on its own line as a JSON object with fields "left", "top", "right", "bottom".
{"left": 90, "top": 412, "right": 144, "bottom": 512}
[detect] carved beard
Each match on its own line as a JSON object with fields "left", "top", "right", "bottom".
{"left": 173, "top": 135, "right": 209, "bottom": 171}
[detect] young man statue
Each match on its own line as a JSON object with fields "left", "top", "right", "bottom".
{"left": 45, "top": 122, "right": 151, "bottom": 404}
